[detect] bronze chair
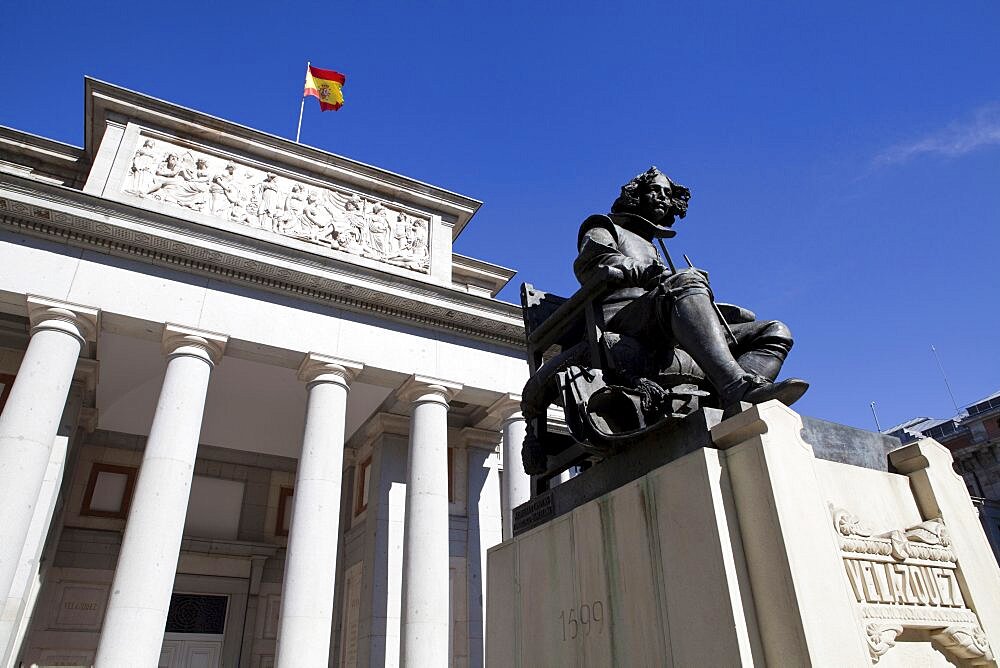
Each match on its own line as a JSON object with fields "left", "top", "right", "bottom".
{"left": 519, "top": 273, "right": 711, "bottom": 495}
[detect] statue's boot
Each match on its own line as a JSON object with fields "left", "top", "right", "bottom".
{"left": 671, "top": 294, "right": 808, "bottom": 409}
{"left": 737, "top": 329, "right": 808, "bottom": 407}
{"left": 736, "top": 320, "right": 794, "bottom": 382}
{"left": 729, "top": 374, "right": 809, "bottom": 408}
{"left": 738, "top": 349, "right": 784, "bottom": 381}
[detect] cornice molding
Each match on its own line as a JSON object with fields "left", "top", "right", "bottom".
{"left": 0, "top": 180, "right": 525, "bottom": 348}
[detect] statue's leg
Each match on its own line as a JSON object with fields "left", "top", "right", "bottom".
{"left": 732, "top": 320, "right": 794, "bottom": 382}
{"left": 669, "top": 291, "right": 747, "bottom": 398}
{"left": 667, "top": 290, "right": 807, "bottom": 407}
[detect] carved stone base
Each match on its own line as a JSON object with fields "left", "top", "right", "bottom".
{"left": 487, "top": 402, "right": 1000, "bottom": 667}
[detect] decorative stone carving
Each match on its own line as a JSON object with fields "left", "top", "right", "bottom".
{"left": 833, "top": 508, "right": 956, "bottom": 563}
{"left": 865, "top": 623, "right": 902, "bottom": 663}
{"left": 932, "top": 625, "right": 993, "bottom": 663}
{"left": 121, "top": 138, "right": 431, "bottom": 273}
{"left": 832, "top": 507, "right": 995, "bottom": 665}
{"left": 833, "top": 507, "right": 874, "bottom": 538}
{"left": 861, "top": 603, "right": 980, "bottom": 625}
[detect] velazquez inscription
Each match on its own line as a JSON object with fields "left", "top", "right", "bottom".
{"left": 831, "top": 507, "right": 994, "bottom": 664}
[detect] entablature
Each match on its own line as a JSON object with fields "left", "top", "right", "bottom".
{"left": 0, "top": 173, "right": 524, "bottom": 348}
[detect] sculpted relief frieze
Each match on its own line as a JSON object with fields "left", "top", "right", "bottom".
{"left": 831, "top": 507, "right": 993, "bottom": 664}
{"left": 121, "top": 138, "right": 431, "bottom": 273}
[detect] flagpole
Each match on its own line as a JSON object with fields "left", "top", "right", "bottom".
{"left": 296, "top": 61, "right": 310, "bottom": 143}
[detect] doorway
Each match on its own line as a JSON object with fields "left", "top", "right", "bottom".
{"left": 158, "top": 593, "right": 228, "bottom": 668}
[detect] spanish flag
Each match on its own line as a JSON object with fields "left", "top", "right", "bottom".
{"left": 304, "top": 65, "right": 346, "bottom": 111}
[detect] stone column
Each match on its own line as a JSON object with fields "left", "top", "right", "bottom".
{"left": 0, "top": 296, "right": 98, "bottom": 603}
{"left": 275, "top": 354, "right": 362, "bottom": 667}
{"left": 95, "top": 325, "right": 227, "bottom": 667}
{"left": 488, "top": 394, "right": 528, "bottom": 540}
{"left": 398, "top": 375, "right": 462, "bottom": 667}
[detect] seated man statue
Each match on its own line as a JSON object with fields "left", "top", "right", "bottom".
{"left": 574, "top": 166, "right": 808, "bottom": 410}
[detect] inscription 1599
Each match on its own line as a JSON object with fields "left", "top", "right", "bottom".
{"left": 558, "top": 601, "right": 605, "bottom": 641}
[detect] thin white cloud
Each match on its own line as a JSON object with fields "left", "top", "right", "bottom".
{"left": 875, "top": 104, "right": 1000, "bottom": 166}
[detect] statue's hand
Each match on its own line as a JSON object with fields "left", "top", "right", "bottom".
{"left": 690, "top": 267, "right": 710, "bottom": 284}
{"left": 602, "top": 265, "right": 626, "bottom": 283}
{"left": 640, "top": 263, "right": 667, "bottom": 288}
{"left": 664, "top": 267, "right": 710, "bottom": 291}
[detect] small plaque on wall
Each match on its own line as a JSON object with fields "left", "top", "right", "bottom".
{"left": 54, "top": 584, "right": 108, "bottom": 630}
{"left": 36, "top": 649, "right": 94, "bottom": 667}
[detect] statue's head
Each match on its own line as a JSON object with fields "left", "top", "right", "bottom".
{"left": 611, "top": 167, "right": 690, "bottom": 231}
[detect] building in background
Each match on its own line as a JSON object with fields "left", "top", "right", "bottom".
{"left": 0, "top": 79, "right": 532, "bottom": 667}
{"left": 886, "top": 390, "right": 1000, "bottom": 562}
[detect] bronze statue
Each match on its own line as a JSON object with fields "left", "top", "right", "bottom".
{"left": 519, "top": 167, "right": 808, "bottom": 478}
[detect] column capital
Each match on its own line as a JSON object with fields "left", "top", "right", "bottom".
{"left": 297, "top": 353, "right": 363, "bottom": 387}
{"left": 398, "top": 374, "right": 462, "bottom": 405}
{"left": 26, "top": 295, "right": 100, "bottom": 347}
{"left": 162, "top": 324, "right": 228, "bottom": 366}
{"left": 486, "top": 393, "right": 524, "bottom": 427}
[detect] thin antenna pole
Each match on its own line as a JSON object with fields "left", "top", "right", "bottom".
{"left": 296, "top": 61, "right": 310, "bottom": 143}
{"left": 870, "top": 401, "right": 882, "bottom": 432}
{"left": 930, "top": 345, "right": 961, "bottom": 414}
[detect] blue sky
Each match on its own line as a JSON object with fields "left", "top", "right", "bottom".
{"left": 3, "top": 1, "right": 998, "bottom": 431}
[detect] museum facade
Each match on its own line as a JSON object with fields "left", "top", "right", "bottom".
{"left": 0, "top": 79, "right": 532, "bottom": 667}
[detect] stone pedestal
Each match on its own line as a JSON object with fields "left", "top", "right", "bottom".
{"left": 487, "top": 401, "right": 1000, "bottom": 667}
